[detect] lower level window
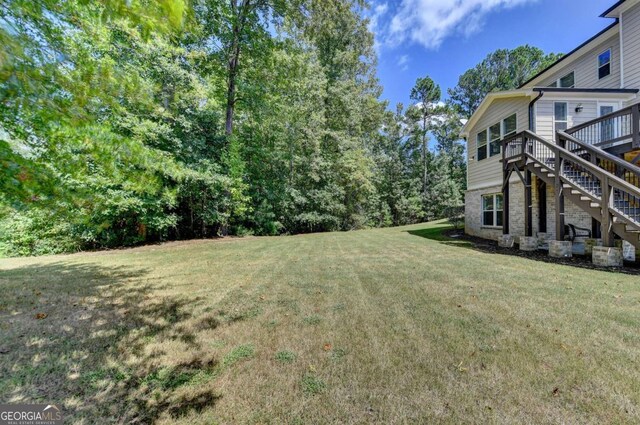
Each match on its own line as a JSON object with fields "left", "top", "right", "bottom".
{"left": 482, "top": 193, "right": 504, "bottom": 227}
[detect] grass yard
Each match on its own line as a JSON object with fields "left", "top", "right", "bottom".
{"left": 1, "top": 221, "right": 640, "bottom": 424}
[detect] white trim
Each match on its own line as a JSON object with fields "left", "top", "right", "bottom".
{"left": 553, "top": 101, "right": 569, "bottom": 136}
{"left": 481, "top": 193, "right": 504, "bottom": 228}
{"left": 620, "top": 10, "right": 625, "bottom": 88}
{"left": 597, "top": 100, "right": 622, "bottom": 113}
{"left": 598, "top": 101, "right": 621, "bottom": 141}
{"left": 462, "top": 89, "right": 636, "bottom": 137}
{"left": 461, "top": 90, "right": 533, "bottom": 137}
{"left": 533, "top": 93, "right": 636, "bottom": 101}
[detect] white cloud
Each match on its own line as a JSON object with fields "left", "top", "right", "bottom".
{"left": 397, "top": 54, "right": 410, "bottom": 71}
{"left": 388, "top": 0, "right": 536, "bottom": 50}
{"left": 368, "top": 2, "right": 390, "bottom": 53}
{"left": 368, "top": 2, "right": 389, "bottom": 33}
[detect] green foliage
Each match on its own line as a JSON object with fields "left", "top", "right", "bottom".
{"left": 301, "top": 374, "right": 326, "bottom": 395}
{"left": 448, "top": 45, "right": 563, "bottom": 117}
{"left": 222, "top": 344, "right": 255, "bottom": 368}
{"left": 275, "top": 351, "right": 297, "bottom": 364}
{"left": 0, "top": 209, "right": 81, "bottom": 257}
{"left": 0, "top": 1, "right": 553, "bottom": 257}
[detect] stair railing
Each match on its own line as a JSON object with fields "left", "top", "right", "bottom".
{"left": 558, "top": 131, "right": 640, "bottom": 227}
{"left": 503, "top": 130, "right": 640, "bottom": 240}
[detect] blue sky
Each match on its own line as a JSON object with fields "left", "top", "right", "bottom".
{"left": 371, "top": 0, "right": 617, "bottom": 108}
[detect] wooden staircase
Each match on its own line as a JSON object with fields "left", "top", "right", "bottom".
{"left": 502, "top": 130, "right": 640, "bottom": 249}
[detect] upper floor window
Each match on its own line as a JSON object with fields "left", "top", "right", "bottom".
{"left": 477, "top": 130, "right": 487, "bottom": 161}
{"left": 502, "top": 114, "right": 517, "bottom": 137}
{"left": 598, "top": 49, "right": 611, "bottom": 80}
{"left": 489, "top": 123, "right": 501, "bottom": 157}
{"left": 475, "top": 113, "right": 517, "bottom": 160}
{"left": 548, "top": 71, "right": 575, "bottom": 88}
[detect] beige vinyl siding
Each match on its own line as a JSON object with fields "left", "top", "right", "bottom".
{"left": 535, "top": 100, "right": 600, "bottom": 141}
{"left": 467, "top": 98, "right": 529, "bottom": 190}
{"left": 537, "top": 34, "right": 621, "bottom": 89}
{"left": 622, "top": 2, "right": 640, "bottom": 91}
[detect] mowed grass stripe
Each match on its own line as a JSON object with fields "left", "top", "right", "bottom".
{"left": 1, "top": 221, "right": 639, "bottom": 424}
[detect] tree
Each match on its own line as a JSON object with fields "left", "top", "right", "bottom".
{"left": 191, "top": 0, "right": 302, "bottom": 136}
{"left": 409, "top": 77, "right": 441, "bottom": 206}
{"left": 431, "top": 104, "right": 466, "bottom": 194}
{"left": 448, "top": 45, "right": 563, "bottom": 117}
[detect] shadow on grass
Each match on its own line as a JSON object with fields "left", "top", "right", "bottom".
{"left": 0, "top": 261, "right": 220, "bottom": 423}
{"left": 407, "top": 225, "right": 640, "bottom": 276}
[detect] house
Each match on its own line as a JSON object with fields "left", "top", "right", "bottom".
{"left": 461, "top": 0, "right": 640, "bottom": 266}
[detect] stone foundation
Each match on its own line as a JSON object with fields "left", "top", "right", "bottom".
{"left": 549, "top": 241, "right": 573, "bottom": 258}
{"left": 519, "top": 236, "right": 538, "bottom": 251}
{"left": 616, "top": 240, "right": 638, "bottom": 262}
{"left": 465, "top": 178, "right": 592, "bottom": 243}
{"left": 584, "top": 238, "right": 603, "bottom": 255}
{"left": 537, "top": 232, "right": 550, "bottom": 248}
{"left": 593, "top": 246, "right": 624, "bottom": 267}
{"left": 498, "top": 235, "right": 515, "bottom": 248}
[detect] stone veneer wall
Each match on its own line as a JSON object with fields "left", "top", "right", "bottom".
{"left": 543, "top": 180, "right": 592, "bottom": 241}
{"left": 465, "top": 180, "right": 527, "bottom": 241}
{"left": 466, "top": 176, "right": 592, "bottom": 242}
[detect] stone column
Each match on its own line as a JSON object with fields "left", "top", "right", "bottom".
{"left": 584, "top": 238, "right": 603, "bottom": 256}
{"left": 593, "top": 246, "right": 624, "bottom": 267}
{"left": 616, "top": 240, "right": 638, "bottom": 262}
{"left": 498, "top": 235, "right": 515, "bottom": 248}
{"left": 549, "top": 241, "right": 572, "bottom": 258}
{"left": 519, "top": 236, "right": 538, "bottom": 252}
{"left": 537, "top": 232, "right": 550, "bottom": 248}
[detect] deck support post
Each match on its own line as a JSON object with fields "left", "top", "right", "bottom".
{"left": 525, "top": 170, "right": 533, "bottom": 237}
{"left": 554, "top": 139, "right": 565, "bottom": 241}
{"left": 503, "top": 166, "right": 510, "bottom": 235}
{"left": 632, "top": 104, "right": 640, "bottom": 149}
{"left": 601, "top": 176, "right": 615, "bottom": 247}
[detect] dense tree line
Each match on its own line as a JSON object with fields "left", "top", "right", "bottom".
{"left": 0, "top": 1, "right": 554, "bottom": 256}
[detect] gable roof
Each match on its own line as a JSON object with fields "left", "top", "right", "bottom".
{"left": 461, "top": 87, "right": 639, "bottom": 138}
{"left": 460, "top": 90, "right": 533, "bottom": 137}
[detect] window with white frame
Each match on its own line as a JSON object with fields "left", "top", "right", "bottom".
{"left": 477, "top": 130, "right": 487, "bottom": 161}
{"left": 598, "top": 49, "right": 611, "bottom": 80}
{"left": 489, "top": 122, "right": 501, "bottom": 157}
{"left": 548, "top": 71, "right": 575, "bottom": 88}
{"left": 482, "top": 193, "right": 503, "bottom": 227}
{"left": 476, "top": 113, "right": 517, "bottom": 160}
{"left": 554, "top": 102, "right": 568, "bottom": 133}
{"left": 502, "top": 114, "right": 517, "bottom": 137}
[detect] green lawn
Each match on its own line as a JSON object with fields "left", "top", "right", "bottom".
{"left": 1, "top": 221, "right": 639, "bottom": 424}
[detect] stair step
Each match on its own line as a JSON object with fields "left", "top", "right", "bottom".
{"left": 590, "top": 203, "right": 599, "bottom": 208}
{"left": 580, "top": 196, "right": 590, "bottom": 201}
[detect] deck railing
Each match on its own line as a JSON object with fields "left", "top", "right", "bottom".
{"left": 503, "top": 130, "right": 640, "bottom": 240}
{"left": 565, "top": 103, "right": 640, "bottom": 150}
